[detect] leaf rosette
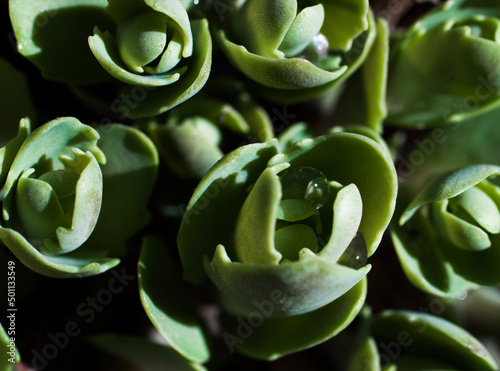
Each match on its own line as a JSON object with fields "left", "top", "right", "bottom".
{"left": 88, "top": 0, "right": 212, "bottom": 117}
{"left": 347, "top": 309, "right": 499, "bottom": 371}
{"left": 151, "top": 132, "right": 398, "bottom": 360}
{"left": 138, "top": 93, "right": 274, "bottom": 179}
{"left": 0, "top": 117, "right": 158, "bottom": 278}
{"left": 9, "top": 0, "right": 212, "bottom": 118}
{"left": 215, "top": 0, "right": 377, "bottom": 103}
{"left": 393, "top": 164, "right": 500, "bottom": 297}
{"left": 387, "top": 0, "right": 500, "bottom": 128}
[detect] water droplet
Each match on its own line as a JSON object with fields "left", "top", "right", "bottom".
{"left": 193, "top": 0, "right": 199, "bottom": 4}
{"left": 337, "top": 233, "right": 367, "bottom": 269}
{"left": 18, "top": 43, "right": 24, "bottom": 50}
{"left": 312, "top": 34, "right": 329, "bottom": 58}
{"left": 280, "top": 166, "right": 329, "bottom": 209}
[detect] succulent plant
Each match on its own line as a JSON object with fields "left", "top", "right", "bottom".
{"left": 387, "top": 0, "right": 500, "bottom": 128}
{"left": 9, "top": 0, "right": 212, "bottom": 118}
{"left": 0, "top": 117, "right": 158, "bottom": 277}
{"left": 215, "top": 0, "right": 379, "bottom": 103}
{"left": 348, "top": 309, "right": 499, "bottom": 371}
{"left": 139, "top": 131, "right": 397, "bottom": 361}
{"left": 393, "top": 164, "right": 500, "bottom": 297}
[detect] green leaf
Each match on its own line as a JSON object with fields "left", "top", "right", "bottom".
{"left": 274, "top": 224, "right": 318, "bottom": 260}
{"left": 318, "top": 183, "right": 363, "bottom": 262}
{"left": 178, "top": 140, "right": 280, "bottom": 285}
{"left": 234, "top": 168, "right": 282, "bottom": 264}
{"left": 233, "top": 0, "right": 297, "bottom": 58}
{"left": 138, "top": 236, "right": 210, "bottom": 363}
{"left": 145, "top": 117, "right": 224, "bottom": 179}
{"left": 347, "top": 337, "right": 381, "bottom": 371}
{"left": 400, "top": 164, "right": 500, "bottom": 225}
{"left": 279, "top": 4, "right": 325, "bottom": 57}
{"left": 218, "top": 29, "right": 348, "bottom": 90}
{"left": 219, "top": 278, "right": 367, "bottom": 360}
{"left": 89, "top": 334, "right": 207, "bottom": 371}
{"left": 2, "top": 117, "right": 105, "bottom": 225}
{"left": 9, "top": 0, "right": 114, "bottom": 84}
{"left": 0, "top": 118, "right": 30, "bottom": 187}
{"left": 431, "top": 200, "right": 491, "bottom": 251}
{"left": 269, "top": 132, "right": 397, "bottom": 256}
{"left": 391, "top": 190, "right": 478, "bottom": 298}
{"left": 320, "top": 0, "right": 369, "bottom": 51}
{"left": 0, "top": 227, "right": 119, "bottom": 278}
{"left": 204, "top": 244, "right": 370, "bottom": 317}
{"left": 387, "top": 1, "right": 500, "bottom": 127}
{"left": 122, "top": 19, "right": 212, "bottom": 118}
{"left": 372, "top": 310, "right": 499, "bottom": 371}
{"left": 89, "top": 28, "right": 184, "bottom": 86}
{"left": 334, "top": 17, "right": 389, "bottom": 132}
{"left": 83, "top": 124, "right": 158, "bottom": 257}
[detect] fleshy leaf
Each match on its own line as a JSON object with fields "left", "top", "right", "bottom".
{"left": 372, "top": 310, "right": 499, "bottom": 371}
{"left": 234, "top": 168, "right": 282, "bottom": 264}
{"left": 318, "top": 183, "right": 363, "bottom": 262}
{"left": 204, "top": 244, "right": 370, "bottom": 317}
{"left": 400, "top": 164, "right": 500, "bottom": 225}
{"left": 431, "top": 200, "right": 491, "bottom": 251}
{"left": 3, "top": 117, "right": 105, "bottom": 224}
{"left": 217, "top": 30, "right": 348, "bottom": 90}
{"left": 0, "top": 227, "right": 119, "bottom": 278}
{"left": 279, "top": 4, "right": 325, "bottom": 57}
{"left": 83, "top": 124, "right": 158, "bottom": 257}
{"left": 233, "top": 0, "right": 297, "bottom": 58}
{"left": 139, "top": 236, "right": 210, "bottom": 363}
{"left": 333, "top": 17, "right": 389, "bottom": 132}
{"left": 269, "top": 132, "right": 397, "bottom": 256}
{"left": 320, "top": 0, "right": 369, "bottom": 51}
{"left": 391, "top": 190, "right": 480, "bottom": 298}
{"left": 275, "top": 224, "right": 318, "bottom": 260}
{"left": 178, "top": 140, "right": 280, "bottom": 285}
{"left": 8, "top": 0, "right": 114, "bottom": 84}
{"left": 89, "top": 334, "right": 207, "bottom": 371}
{"left": 0, "top": 118, "right": 31, "bottom": 187}
{"left": 219, "top": 278, "right": 367, "bottom": 360}
{"left": 387, "top": 1, "right": 500, "bottom": 127}
{"left": 122, "top": 19, "right": 212, "bottom": 118}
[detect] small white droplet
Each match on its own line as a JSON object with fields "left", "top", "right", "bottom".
{"left": 193, "top": 0, "right": 199, "bottom": 4}
{"left": 311, "top": 34, "right": 329, "bottom": 59}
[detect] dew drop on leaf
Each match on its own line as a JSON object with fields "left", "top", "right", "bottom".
{"left": 280, "top": 166, "right": 329, "bottom": 209}
{"left": 337, "top": 233, "right": 367, "bottom": 269}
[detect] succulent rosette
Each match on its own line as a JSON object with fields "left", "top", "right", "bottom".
{"left": 9, "top": 0, "right": 212, "bottom": 118}
{"left": 0, "top": 117, "right": 158, "bottom": 278}
{"left": 138, "top": 93, "right": 273, "bottom": 179}
{"left": 393, "top": 164, "right": 500, "bottom": 298}
{"left": 215, "top": 0, "right": 378, "bottom": 103}
{"left": 387, "top": 0, "right": 500, "bottom": 128}
{"left": 348, "top": 310, "right": 499, "bottom": 371}
{"left": 139, "top": 132, "right": 397, "bottom": 361}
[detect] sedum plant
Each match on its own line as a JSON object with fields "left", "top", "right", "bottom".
{"left": 348, "top": 309, "right": 499, "bottom": 371}
{"left": 0, "top": 117, "right": 158, "bottom": 278}
{"left": 387, "top": 0, "right": 500, "bottom": 128}
{"left": 9, "top": 0, "right": 212, "bottom": 118}
{"left": 139, "top": 131, "right": 397, "bottom": 361}
{"left": 214, "top": 0, "right": 379, "bottom": 103}
{"left": 392, "top": 164, "right": 500, "bottom": 298}
{"left": 138, "top": 93, "right": 273, "bottom": 179}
